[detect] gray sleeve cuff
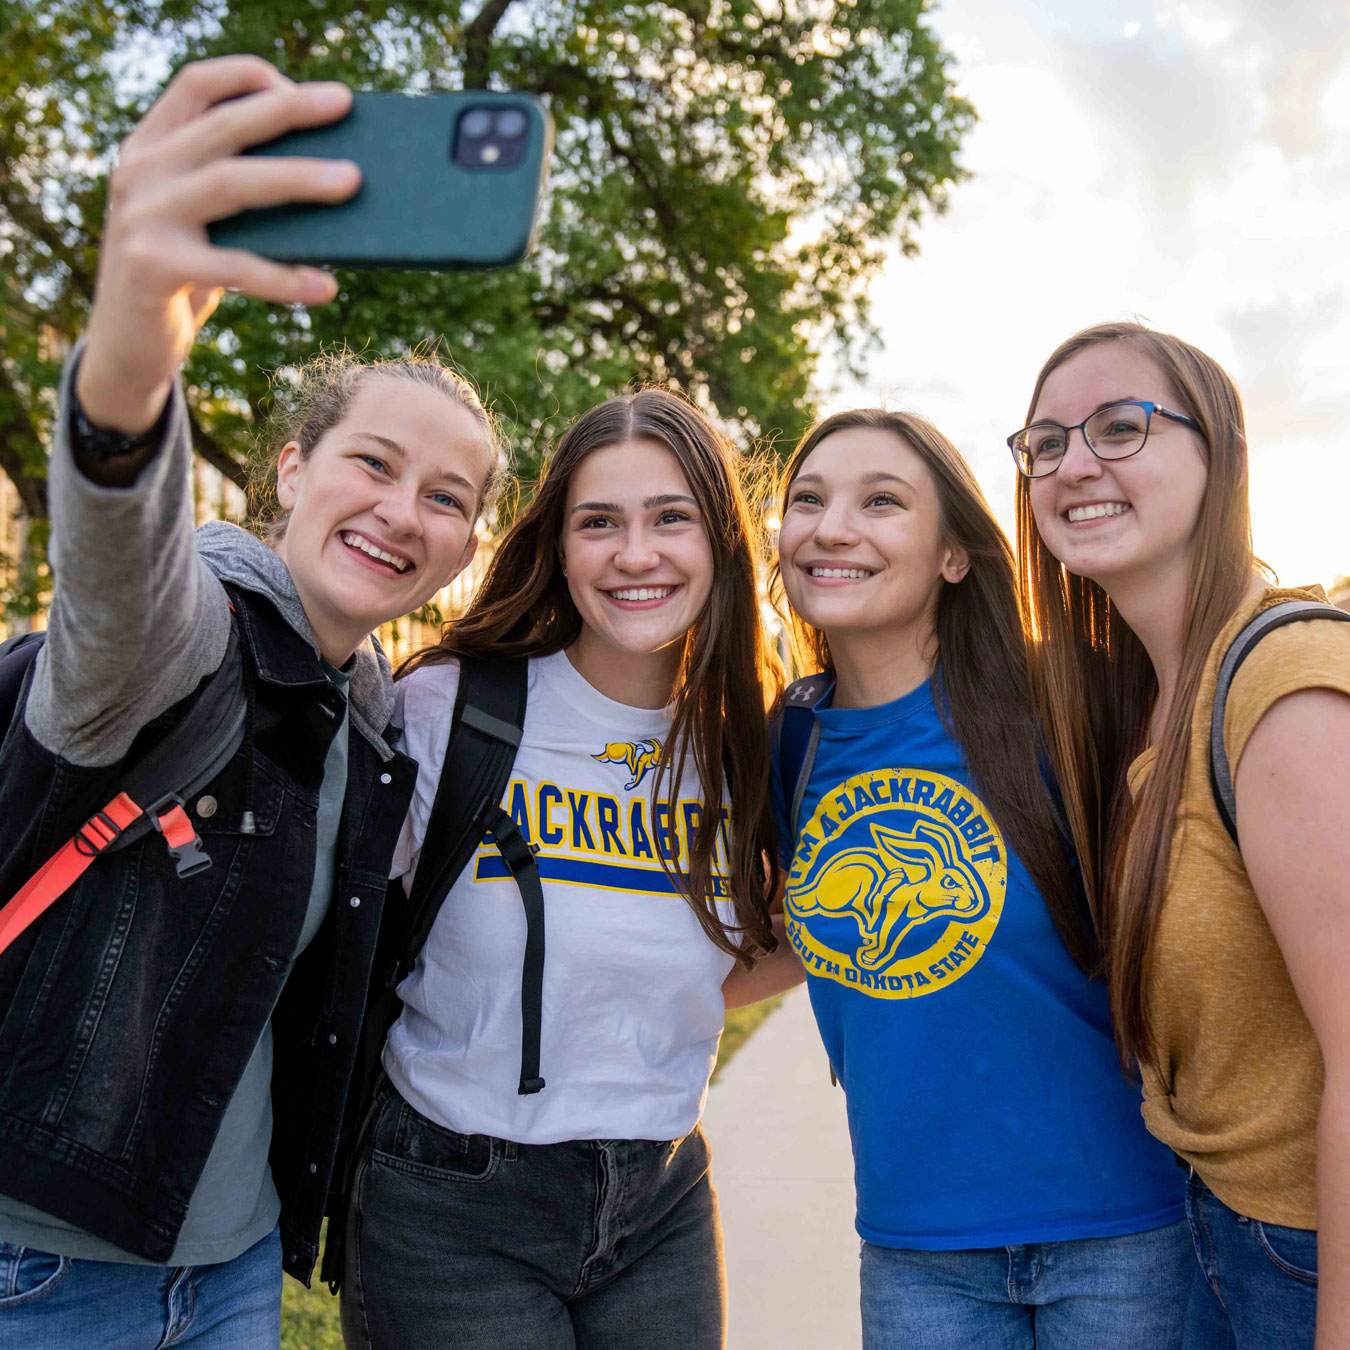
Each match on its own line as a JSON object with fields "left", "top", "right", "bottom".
{"left": 26, "top": 344, "right": 232, "bottom": 766}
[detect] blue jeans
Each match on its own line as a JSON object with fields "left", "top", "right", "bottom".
{"left": 1183, "top": 1173, "right": 1318, "bottom": 1349}
{"left": 0, "top": 1226, "right": 280, "bottom": 1349}
{"left": 860, "top": 1219, "right": 1192, "bottom": 1349}
{"left": 340, "top": 1083, "right": 725, "bottom": 1349}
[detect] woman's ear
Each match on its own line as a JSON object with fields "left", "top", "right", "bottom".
{"left": 441, "top": 532, "right": 479, "bottom": 588}
{"left": 940, "top": 541, "right": 971, "bottom": 585}
{"left": 274, "top": 441, "right": 303, "bottom": 512}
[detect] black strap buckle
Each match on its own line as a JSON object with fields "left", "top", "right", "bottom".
{"left": 74, "top": 809, "right": 126, "bottom": 858}
{"left": 150, "top": 796, "right": 214, "bottom": 879}
{"left": 166, "top": 835, "right": 213, "bottom": 879}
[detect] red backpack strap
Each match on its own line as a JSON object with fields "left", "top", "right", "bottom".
{"left": 0, "top": 621, "right": 246, "bottom": 960}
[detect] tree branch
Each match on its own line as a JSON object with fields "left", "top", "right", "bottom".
{"left": 186, "top": 407, "right": 248, "bottom": 492}
{"left": 0, "top": 436, "right": 48, "bottom": 520}
{"left": 463, "top": 0, "right": 515, "bottom": 88}
{"left": 0, "top": 410, "right": 48, "bottom": 526}
{"left": 0, "top": 364, "right": 50, "bottom": 520}
{"left": 0, "top": 189, "right": 96, "bottom": 303}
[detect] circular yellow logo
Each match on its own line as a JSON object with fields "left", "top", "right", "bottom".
{"left": 785, "top": 769, "right": 1006, "bottom": 999}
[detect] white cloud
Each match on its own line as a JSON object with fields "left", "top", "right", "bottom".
{"left": 833, "top": 0, "right": 1350, "bottom": 584}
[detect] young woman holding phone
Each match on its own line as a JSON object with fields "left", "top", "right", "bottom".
{"left": 339, "top": 389, "right": 782, "bottom": 1350}
{"left": 1015, "top": 322, "right": 1350, "bottom": 1348}
{"left": 0, "top": 57, "right": 499, "bottom": 1347}
{"left": 761, "top": 409, "right": 1189, "bottom": 1349}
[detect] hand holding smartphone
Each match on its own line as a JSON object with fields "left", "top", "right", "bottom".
{"left": 208, "top": 91, "right": 552, "bottom": 270}
{"left": 80, "top": 57, "right": 362, "bottom": 435}
{"left": 78, "top": 57, "right": 552, "bottom": 439}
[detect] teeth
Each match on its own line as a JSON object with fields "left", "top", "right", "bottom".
{"left": 809, "top": 567, "right": 873, "bottom": 579}
{"left": 342, "top": 532, "right": 410, "bottom": 572}
{"left": 611, "top": 587, "right": 675, "bottom": 602}
{"left": 1067, "top": 503, "right": 1130, "bottom": 523}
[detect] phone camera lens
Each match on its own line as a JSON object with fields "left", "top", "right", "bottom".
{"left": 459, "top": 109, "right": 494, "bottom": 139}
{"left": 494, "top": 109, "right": 528, "bottom": 139}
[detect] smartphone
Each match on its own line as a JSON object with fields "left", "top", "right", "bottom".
{"left": 208, "top": 91, "right": 552, "bottom": 270}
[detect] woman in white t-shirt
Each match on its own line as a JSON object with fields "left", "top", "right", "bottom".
{"left": 339, "top": 389, "right": 782, "bottom": 1350}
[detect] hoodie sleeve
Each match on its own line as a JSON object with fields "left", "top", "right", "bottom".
{"left": 24, "top": 350, "right": 232, "bottom": 767}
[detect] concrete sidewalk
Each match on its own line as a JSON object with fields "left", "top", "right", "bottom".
{"left": 703, "top": 987, "right": 861, "bottom": 1350}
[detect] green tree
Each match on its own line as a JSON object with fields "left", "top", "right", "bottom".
{"left": 1, "top": 0, "right": 973, "bottom": 618}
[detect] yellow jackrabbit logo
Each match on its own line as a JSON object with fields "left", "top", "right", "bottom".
{"left": 592, "top": 738, "right": 663, "bottom": 791}
{"left": 793, "top": 819, "right": 990, "bottom": 972}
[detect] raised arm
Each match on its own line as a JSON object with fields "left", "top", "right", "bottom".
{"left": 28, "top": 57, "right": 360, "bottom": 766}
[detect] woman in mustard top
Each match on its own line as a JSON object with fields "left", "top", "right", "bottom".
{"left": 1012, "top": 320, "right": 1350, "bottom": 1349}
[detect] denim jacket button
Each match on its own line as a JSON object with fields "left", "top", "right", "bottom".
{"left": 380, "top": 773, "right": 392, "bottom": 785}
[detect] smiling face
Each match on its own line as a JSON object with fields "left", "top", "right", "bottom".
{"left": 1027, "top": 342, "right": 1209, "bottom": 595}
{"left": 778, "top": 426, "right": 967, "bottom": 651}
{"left": 274, "top": 374, "right": 492, "bottom": 663}
{"left": 561, "top": 438, "right": 715, "bottom": 697}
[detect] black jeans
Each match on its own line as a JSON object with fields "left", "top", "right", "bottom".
{"left": 340, "top": 1084, "right": 726, "bottom": 1349}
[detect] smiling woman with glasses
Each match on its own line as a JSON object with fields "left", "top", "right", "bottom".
{"left": 1014, "top": 319, "right": 1350, "bottom": 1350}
{"left": 1007, "top": 400, "right": 1202, "bottom": 478}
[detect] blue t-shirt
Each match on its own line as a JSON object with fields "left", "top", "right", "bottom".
{"left": 773, "top": 674, "right": 1183, "bottom": 1250}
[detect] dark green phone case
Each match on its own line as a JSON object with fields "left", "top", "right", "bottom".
{"left": 208, "top": 91, "right": 551, "bottom": 270}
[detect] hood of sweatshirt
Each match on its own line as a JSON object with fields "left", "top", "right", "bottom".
{"left": 195, "top": 520, "right": 398, "bottom": 757}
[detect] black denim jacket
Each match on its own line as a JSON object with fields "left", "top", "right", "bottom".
{"left": 0, "top": 585, "right": 415, "bottom": 1285}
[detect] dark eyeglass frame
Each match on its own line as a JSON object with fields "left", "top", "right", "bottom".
{"left": 1007, "top": 401, "right": 1202, "bottom": 479}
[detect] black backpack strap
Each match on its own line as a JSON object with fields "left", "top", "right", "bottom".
{"left": 1210, "top": 601, "right": 1350, "bottom": 845}
{"left": 116, "top": 624, "right": 247, "bottom": 868}
{"left": 325, "top": 654, "right": 534, "bottom": 1294}
{"left": 482, "top": 804, "right": 546, "bottom": 1095}
{"left": 1, "top": 622, "right": 245, "bottom": 851}
{"left": 0, "top": 632, "right": 45, "bottom": 748}
{"left": 401, "top": 655, "right": 544, "bottom": 1095}
{"left": 775, "top": 674, "right": 830, "bottom": 840}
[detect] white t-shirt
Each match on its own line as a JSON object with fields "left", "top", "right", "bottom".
{"left": 385, "top": 649, "right": 738, "bottom": 1144}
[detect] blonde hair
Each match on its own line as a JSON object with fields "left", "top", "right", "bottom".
{"left": 247, "top": 350, "right": 505, "bottom": 537}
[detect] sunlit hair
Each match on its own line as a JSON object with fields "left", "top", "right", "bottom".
{"left": 1015, "top": 321, "right": 1256, "bottom": 1068}
{"left": 403, "top": 388, "right": 784, "bottom": 963}
{"left": 773, "top": 409, "right": 1095, "bottom": 971}
{"left": 247, "top": 349, "right": 505, "bottom": 538}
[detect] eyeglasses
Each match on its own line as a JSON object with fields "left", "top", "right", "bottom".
{"left": 1007, "top": 401, "right": 1202, "bottom": 479}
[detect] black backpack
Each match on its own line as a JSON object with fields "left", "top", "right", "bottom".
{"left": 0, "top": 621, "right": 247, "bottom": 959}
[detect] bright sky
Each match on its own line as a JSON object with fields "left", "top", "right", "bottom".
{"left": 828, "top": 0, "right": 1350, "bottom": 588}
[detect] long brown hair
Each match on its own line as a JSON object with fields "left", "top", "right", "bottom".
{"left": 776, "top": 409, "right": 1095, "bottom": 971}
{"left": 1015, "top": 322, "right": 1255, "bottom": 1067}
{"left": 404, "top": 388, "right": 783, "bottom": 962}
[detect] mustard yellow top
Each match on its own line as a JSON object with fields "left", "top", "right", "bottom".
{"left": 1128, "top": 585, "right": 1350, "bottom": 1227}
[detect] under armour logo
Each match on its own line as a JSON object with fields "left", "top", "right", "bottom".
{"left": 788, "top": 686, "right": 814, "bottom": 703}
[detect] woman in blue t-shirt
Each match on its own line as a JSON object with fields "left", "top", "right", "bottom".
{"left": 760, "top": 408, "right": 1189, "bottom": 1348}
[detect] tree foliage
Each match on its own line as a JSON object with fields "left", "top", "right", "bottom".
{"left": 0, "top": 0, "right": 973, "bottom": 612}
